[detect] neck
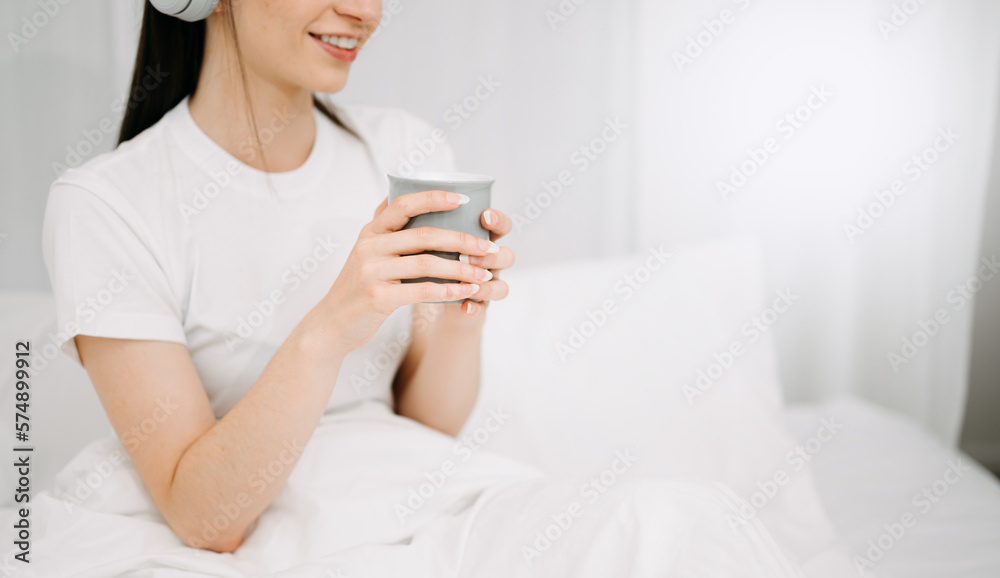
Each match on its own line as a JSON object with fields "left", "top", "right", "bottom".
{"left": 189, "top": 31, "right": 316, "bottom": 172}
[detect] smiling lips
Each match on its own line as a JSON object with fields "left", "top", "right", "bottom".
{"left": 310, "top": 33, "right": 361, "bottom": 62}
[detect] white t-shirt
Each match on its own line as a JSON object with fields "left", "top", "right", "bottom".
{"left": 42, "top": 96, "right": 457, "bottom": 418}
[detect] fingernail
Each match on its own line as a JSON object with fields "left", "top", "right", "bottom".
{"left": 459, "top": 254, "right": 482, "bottom": 266}
{"left": 478, "top": 239, "right": 500, "bottom": 253}
{"left": 465, "top": 301, "right": 478, "bottom": 316}
{"left": 447, "top": 192, "right": 470, "bottom": 205}
{"left": 478, "top": 268, "right": 493, "bottom": 281}
{"left": 468, "top": 283, "right": 480, "bottom": 294}
{"left": 483, "top": 209, "right": 495, "bottom": 226}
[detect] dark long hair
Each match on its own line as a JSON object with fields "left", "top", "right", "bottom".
{"left": 117, "top": 0, "right": 358, "bottom": 152}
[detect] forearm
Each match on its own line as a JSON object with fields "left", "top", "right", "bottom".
{"left": 395, "top": 305, "right": 485, "bottom": 436}
{"left": 164, "top": 308, "right": 348, "bottom": 551}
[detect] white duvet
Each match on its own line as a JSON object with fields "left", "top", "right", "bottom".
{"left": 2, "top": 400, "right": 813, "bottom": 578}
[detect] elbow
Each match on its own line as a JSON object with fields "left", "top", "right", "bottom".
{"left": 206, "top": 534, "right": 245, "bottom": 554}
{"left": 180, "top": 529, "right": 245, "bottom": 553}
{"left": 161, "top": 484, "right": 251, "bottom": 553}
{"left": 175, "top": 519, "right": 247, "bottom": 553}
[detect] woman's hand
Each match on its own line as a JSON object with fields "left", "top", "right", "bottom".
{"left": 455, "top": 206, "right": 515, "bottom": 319}
{"left": 390, "top": 204, "right": 515, "bottom": 434}
{"left": 314, "top": 190, "right": 500, "bottom": 354}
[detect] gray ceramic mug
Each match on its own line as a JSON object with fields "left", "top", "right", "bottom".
{"left": 387, "top": 171, "right": 495, "bottom": 304}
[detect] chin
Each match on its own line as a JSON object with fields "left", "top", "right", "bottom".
{"left": 308, "top": 71, "right": 350, "bottom": 95}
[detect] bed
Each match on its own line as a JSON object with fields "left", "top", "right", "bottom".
{"left": 2, "top": 238, "right": 998, "bottom": 577}
{"left": 784, "top": 397, "right": 1000, "bottom": 578}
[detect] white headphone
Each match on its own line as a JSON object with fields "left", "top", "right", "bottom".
{"left": 149, "top": 0, "right": 220, "bottom": 22}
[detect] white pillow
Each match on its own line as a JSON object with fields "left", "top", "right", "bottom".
{"left": 472, "top": 237, "right": 786, "bottom": 472}
{"left": 468, "top": 238, "right": 851, "bottom": 574}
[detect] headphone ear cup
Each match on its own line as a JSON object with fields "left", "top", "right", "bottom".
{"left": 149, "top": 0, "right": 220, "bottom": 22}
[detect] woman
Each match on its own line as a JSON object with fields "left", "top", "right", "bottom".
{"left": 32, "top": 0, "right": 813, "bottom": 575}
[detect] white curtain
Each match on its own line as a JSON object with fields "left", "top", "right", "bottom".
{"left": 3, "top": 0, "right": 998, "bottom": 445}
{"left": 341, "top": 0, "right": 1000, "bottom": 445}
{"left": 630, "top": 0, "right": 1000, "bottom": 444}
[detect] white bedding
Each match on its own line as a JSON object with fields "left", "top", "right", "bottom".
{"left": 785, "top": 396, "right": 1000, "bottom": 578}
{"left": 0, "top": 240, "right": 863, "bottom": 576}
{"left": 3, "top": 400, "right": 819, "bottom": 577}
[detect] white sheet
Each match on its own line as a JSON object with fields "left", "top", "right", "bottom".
{"left": 784, "top": 396, "right": 1000, "bottom": 578}
{"left": 1, "top": 400, "right": 819, "bottom": 577}
{"left": 0, "top": 241, "right": 861, "bottom": 577}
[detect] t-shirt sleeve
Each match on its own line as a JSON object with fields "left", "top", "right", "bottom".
{"left": 42, "top": 179, "right": 187, "bottom": 366}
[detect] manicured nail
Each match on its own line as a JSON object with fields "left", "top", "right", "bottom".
{"left": 447, "top": 192, "right": 470, "bottom": 204}
{"left": 483, "top": 209, "right": 496, "bottom": 226}
{"left": 478, "top": 239, "right": 500, "bottom": 253}
{"left": 465, "top": 301, "right": 478, "bottom": 316}
{"left": 468, "top": 283, "right": 480, "bottom": 294}
{"left": 459, "top": 254, "right": 482, "bottom": 266}
{"left": 478, "top": 268, "right": 493, "bottom": 281}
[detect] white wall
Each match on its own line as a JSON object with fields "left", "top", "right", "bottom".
{"left": 0, "top": 0, "right": 142, "bottom": 291}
